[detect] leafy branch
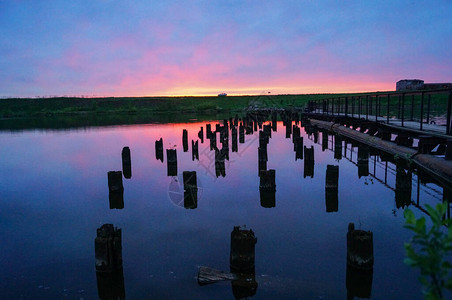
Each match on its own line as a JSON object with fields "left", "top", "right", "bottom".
{"left": 404, "top": 202, "right": 452, "bottom": 300}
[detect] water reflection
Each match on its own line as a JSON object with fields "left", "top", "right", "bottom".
{"left": 121, "top": 147, "right": 132, "bottom": 179}
{"left": 1, "top": 111, "right": 451, "bottom": 299}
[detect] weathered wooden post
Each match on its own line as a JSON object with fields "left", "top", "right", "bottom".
{"left": 294, "top": 137, "right": 304, "bottom": 160}
{"left": 166, "top": 149, "right": 177, "bottom": 176}
{"left": 285, "top": 122, "right": 292, "bottom": 139}
{"left": 304, "top": 146, "right": 314, "bottom": 178}
{"left": 206, "top": 124, "right": 212, "bottom": 139}
{"left": 325, "top": 165, "right": 339, "bottom": 212}
{"left": 108, "top": 171, "right": 124, "bottom": 209}
{"left": 446, "top": 140, "right": 452, "bottom": 160}
{"left": 271, "top": 111, "right": 277, "bottom": 131}
{"left": 292, "top": 125, "right": 300, "bottom": 143}
{"left": 215, "top": 161, "right": 226, "bottom": 178}
{"left": 95, "top": 224, "right": 125, "bottom": 299}
{"left": 346, "top": 223, "right": 374, "bottom": 299}
{"left": 155, "top": 138, "right": 164, "bottom": 162}
{"left": 192, "top": 140, "right": 199, "bottom": 161}
{"left": 259, "top": 130, "right": 269, "bottom": 148}
{"left": 259, "top": 169, "right": 276, "bottom": 207}
{"left": 182, "top": 129, "right": 188, "bottom": 152}
{"left": 121, "top": 146, "right": 132, "bottom": 179}
{"left": 198, "top": 127, "right": 204, "bottom": 143}
{"left": 263, "top": 124, "right": 272, "bottom": 138}
{"left": 183, "top": 171, "right": 198, "bottom": 209}
{"left": 230, "top": 226, "right": 257, "bottom": 273}
{"left": 357, "top": 145, "right": 369, "bottom": 178}
{"left": 209, "top": 131, "right": 217, "bottom": 151}
{"left": 395, "top": 163, "right": 412, "bottom": 209}
{"left": 239, "top": 123, "right": 245, "bottom": 143}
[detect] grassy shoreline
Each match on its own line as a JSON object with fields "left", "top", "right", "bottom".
{"left": 0, "top": 93, "right": 372, "bottom": 118}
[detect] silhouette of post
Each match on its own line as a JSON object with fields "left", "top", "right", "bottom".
{"left": 231, "top": 126, "right": 238, "bottom": 152}
{"left": 166, "top": 149, "right": 177, "bottom": 176}
{"left": 395, "top": 163, "right": 412, "bottom": 209}
{"left": 192, "top": 140, "right": 199, "bottom": 161}
{"left": 285, "top": 122, "right": 291, "bottom": 139}
{"left": 346, "top": 223, "right": 373, "bottom": 299}
{"left": 210, "top": 132, "right": 217, "bottom": 151}
{"left": 215, "top": 148, "right": 226, "bottom": 177}
{"left": 357, "top": 145, "right": 369, "bottom": 178}
{"left": 303, "top": 146, "right": 314, "bottom": 178}
{"left": 325, "top": 165, "right": 339, "bottom": 212}
{"left": 95, "top": 224, "right": 125, "bottom": 300}
{"left": 271, "top": 111, "right": 277, "bottom": 131}
{"left": 122, "top": 147, "right": 132, "bottom": 179}
{"left": 183, "top": 171, "right": 198, "bottom": 209}
{"left": 206, "top": 124, "right": 212, "bottom": 139}
{"left": 198, "top": 127, "right": 204, "bottom": 143}
{"left": 239, "top": 124, "right": 245, "bottom": 143}
{"left": 155, "top": 138, "right": 164, "bottom": 162}
{"left": 292, "top": 125, "right": 300, "bottom": 143}
{"left": 230, "top": 226, "right": 258, "bottom": 299}
{"left": 182, "top": 129, "right": 188, "bottom": 152}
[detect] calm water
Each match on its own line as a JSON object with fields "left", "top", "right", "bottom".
{"left": 0, "top": 116, "right": 448, "bottom": 299}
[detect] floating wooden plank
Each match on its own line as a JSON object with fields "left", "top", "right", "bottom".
{"left": 197, "top": 266, "right": 237, "bottom": 285}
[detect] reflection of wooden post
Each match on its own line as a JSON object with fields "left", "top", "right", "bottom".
{"left": 95, "top": 224, "right": 125, "bottom": 299}
{"left": 303, "top": 146, "right": 314, "bottom": 178}
{"left": 294, "top": 137, "right": 303, "bottom": 159}
{"left": 210, "top": 132, "right": 217, "bottom": 150}
{"left": 285, "top": 123, "right": 291, "bottom": 139}
{"left": 260, "top": 169, "right": 276, "bottom": 206}
{"left": 108, "top": 171, "right": 124, "bottom": 209}
{"left": 192, "top": 140, "right": 199, "bottom": 161}
{"left": 183, "top": 171, "right": 198, "bottom": 209}
{"left": 325, "top": 165, "right": 339, "bottom": 212}
{"left": 122, "top": 147, "right": 132, "bottom": 179}
{"left": 263, "top": 124, "right": 272, "bottom": 138}
{"left": 155, "top": 138, "right": 164, "bottom": 162}
{"left": 322, "top": 131, "right": 328, "bottom": 152}
{"left": 395, "top": 163, "right": 412, "bottom": 209}
{"left": 166, "top": 149, "right": 177, "bottom": 176}
{"left": 357, "top": 146, "right": 369, "bottom": 178}
{"left": 259, "top": 130, "right": 269, "bottom": 148}
{"left": 182, "top": 129, "right": 188, "bottom": 152}
{"left": 334, "top": 135, "right": 342, "bottom": 160}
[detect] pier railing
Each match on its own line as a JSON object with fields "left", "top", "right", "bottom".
{"left": 306, "top": 89, "right": 452, "bottom": 136}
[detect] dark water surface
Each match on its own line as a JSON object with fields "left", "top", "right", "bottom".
{"left": 0, "top": 116, "right": 448, "bottom": 299}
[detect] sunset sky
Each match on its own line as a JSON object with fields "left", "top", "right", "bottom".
{"left": 1, "top": 0, "right": 451, "bottom": 97}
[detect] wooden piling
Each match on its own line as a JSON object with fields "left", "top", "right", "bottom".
{"left": 259, "top": 169, "right": 276, "bottom": 192}
{"left": 192, "top": 140, "right": 199, "bottom": 161}
{"left": 121, "top": 147, "right": 132, "bottom": 179}
{"left": 198, "top": 127, "right": 204, "bottom": 143}
{"left": 155, "top": 138, "right": 164, "bottom": 162}
{"left": 183, "top": 129, "right": 188, "bottom": 152}
{"left": 95, "top": 224, "right": 122, "bottom": 272}
{"left": 347, "top": 223, "right": 374, "bottom": 270}
{"left": 230, "top": 226, "right": 257, "bottom": 273}
{"left": 294, "top": 137, "right": 304, "bottom": 159}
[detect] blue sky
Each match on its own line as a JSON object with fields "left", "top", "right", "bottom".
{"left": 1, "top": 0, "right": 451, "bottom": 97}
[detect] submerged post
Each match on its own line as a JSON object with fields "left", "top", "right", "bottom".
{"left": 155, "top": 138, "right": 164, "bottom": 162}
{"left": 183, "top": 171, "right": 198, "bottom": 209}
{"left": 107, "top": 171, "right": 124, "bottom": 209}
{"left": 325, "top": 165, "right": 339, "bottom": 212}
{"left": 166, "top": 149, "right": 177, "bottom": 176}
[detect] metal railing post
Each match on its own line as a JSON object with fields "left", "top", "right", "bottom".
{"left": 446, "top": 91, "right": 452, "bottom": 135}
{"left": 387, "top": 94, "right": 390, "bottom": 124}
{"left": 420, "top": 92, "right": 425, "bottom": 130}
